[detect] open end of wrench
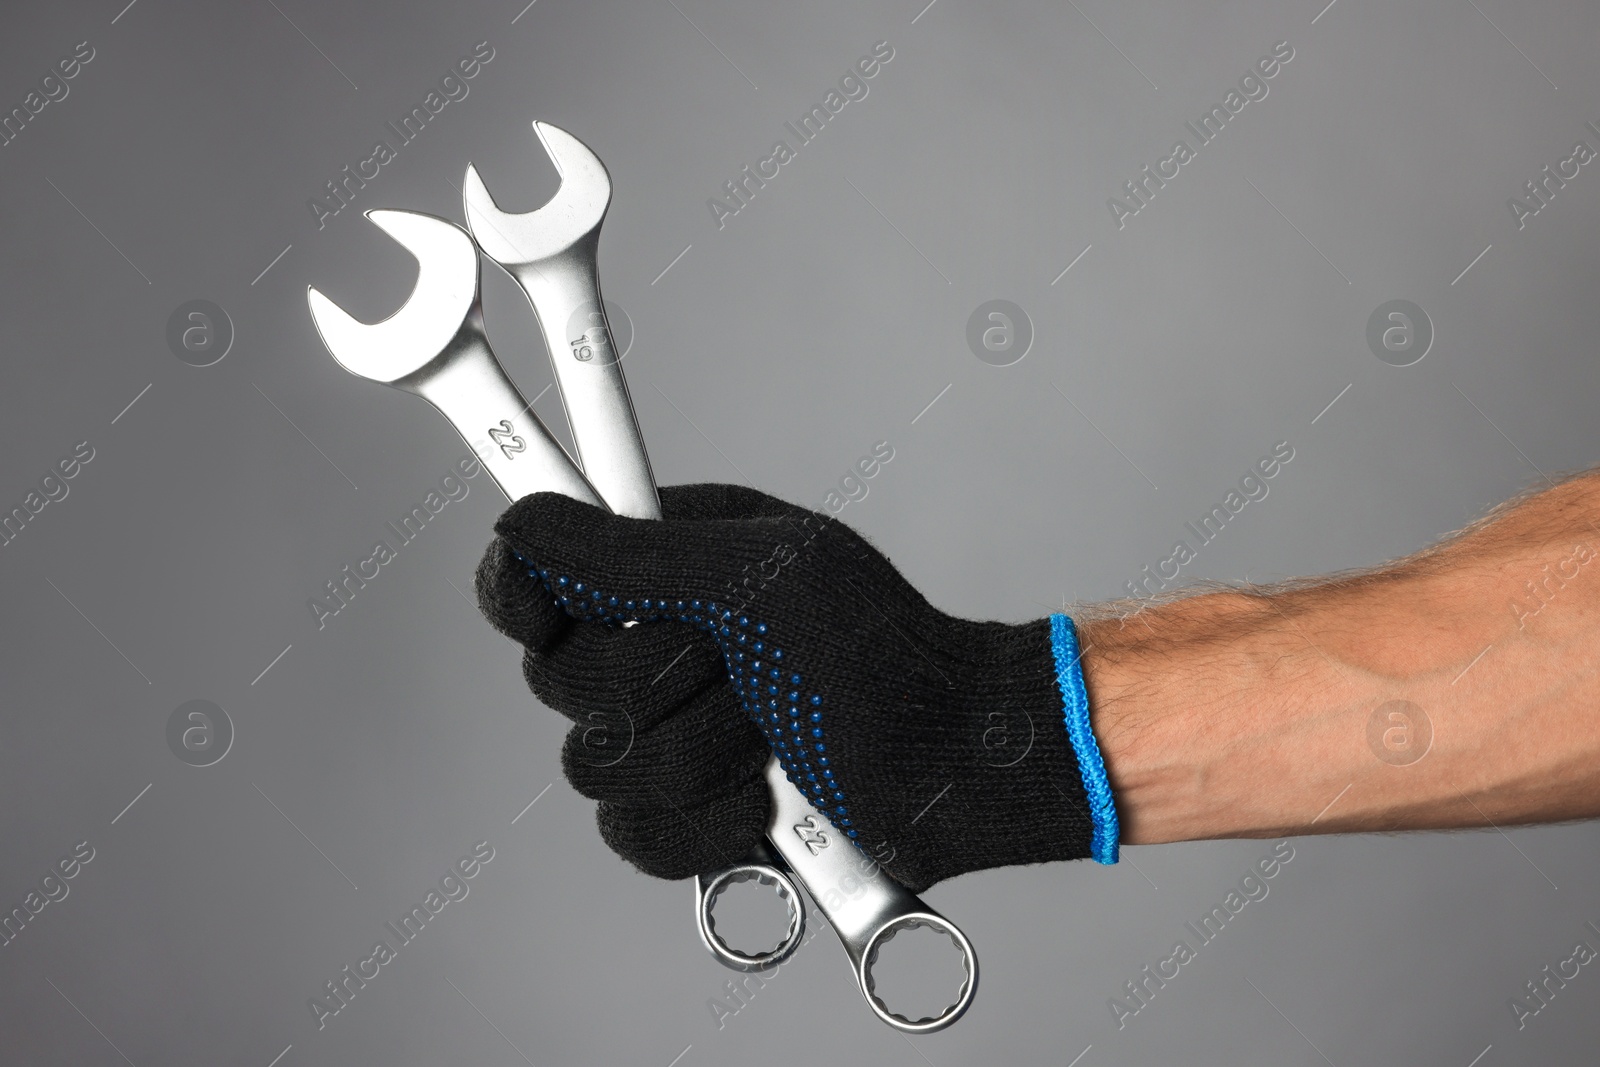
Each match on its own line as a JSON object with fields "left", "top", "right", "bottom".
{"left": 859, "top": 914, "right": 978, "bottom": 1034}
{"left": 306, "top": 210, "right": 479, "bottom": 383}
{"left": 462, "top": 121, "right": 611, "bottom": 266}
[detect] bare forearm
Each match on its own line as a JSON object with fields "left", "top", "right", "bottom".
{"left": 1081, "top": 470, "right": 1600, "bottom": 845}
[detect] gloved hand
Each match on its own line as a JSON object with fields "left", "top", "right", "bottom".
{"left": 475, "top": 483, "right": 1118, "bottom": 893}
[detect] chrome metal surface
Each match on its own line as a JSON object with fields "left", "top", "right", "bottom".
{"left": 468, "top": 123, "right": 978, "bottom": 1031}
{"left": 306, "top": 209, "right": 603, "bottom": 507}
{"left": 309, "top": 155, "right": 976, "bottom": 1034}
{"left": 754, "top": 757, "right": 978, "bottom": 1033}
{"left": 693, "top": 836, "right": 806, "bottom": 972}
{"left": 463, "top": 121, "right": 659, "bottom": 520}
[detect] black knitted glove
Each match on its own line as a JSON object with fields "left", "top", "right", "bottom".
{"left": 475, "top": 484, "right": 1118, "bottom": 893}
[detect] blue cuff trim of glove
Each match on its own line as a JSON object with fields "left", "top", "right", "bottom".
{"left": 1049, "top": 614, "right": 1120, "bottom": 865}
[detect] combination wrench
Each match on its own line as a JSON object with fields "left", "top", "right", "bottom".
{"left": 463, "top": 123, "right": 976, "bottom": 1031}
{"left": 307, "top": 131, "right": 975, "bottom": 1031}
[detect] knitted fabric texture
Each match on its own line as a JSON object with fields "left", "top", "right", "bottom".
{"left": 476, "top": 483, "right": 1109, "bottom": 893}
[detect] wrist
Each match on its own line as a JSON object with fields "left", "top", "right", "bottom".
{"left": 1046, "top": 614, "right": 1120, "bottom": 862}
{"left": 954, "top": 614, "right": 1121, "bottom": 864}
{"left": 891, "top": 614, "right": 1115, "bottom": 877}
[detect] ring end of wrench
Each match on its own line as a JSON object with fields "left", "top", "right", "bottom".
{"left": 695, "top": 850, "right": 806, "bottom": 973}
{"left": 858, "top": 911, "right": 978, "bottom": 1034}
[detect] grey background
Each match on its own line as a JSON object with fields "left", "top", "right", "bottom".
{"left": 1, "top": 0, "right": 1597, "bottom": 1064}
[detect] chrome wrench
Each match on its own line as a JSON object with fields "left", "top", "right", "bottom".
{"left": 301, "top": 205, "right": 801, "bottom": 982}
{"left": 305, "top": 209, "right": 601, "bottom": 508}
{"left": 463, "top": 121, "right": 658, "bottom": 519}
{"left": 463, "top": 124, "right": 976, "bottom": 1032}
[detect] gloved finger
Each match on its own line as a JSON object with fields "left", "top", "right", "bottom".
{"left": 522, "top": 619, "right": 727, "bottom": 728}
{"left": 480, "top": 483, "right": 794, "bottom": 636}
{"left": 657, "top": 482, "right": 800, "bottom": 522}
{"left": 474, "top": 536, "right": 570, "bottom": 651}
{"left": 656, "top": 485, "right": 880, "bottom": 591}
{"left": 492, "top": 492, "right": 828, "bottom": 617}
{"left": 561, "top": 685, "right": 768, "bottom": 803}
{"left": 481, "top": 484, "right": 798, "bottom": 708}
{"left": 595, "top": 777, "right": 769, "bottom": 881}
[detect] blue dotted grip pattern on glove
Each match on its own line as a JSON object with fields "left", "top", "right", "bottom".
{"left": 1050, "top": 613, "right": 1120, "bottom": 864}
{"left": 527, "top": 564, "right": 859, "bottom": 840}
{"left": 482, "top": 484, "right": 1116, "bottom": 891}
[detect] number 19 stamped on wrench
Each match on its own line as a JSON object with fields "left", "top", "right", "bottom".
{"left": 307, "top": 121, "right": 975, "bottom": 1033}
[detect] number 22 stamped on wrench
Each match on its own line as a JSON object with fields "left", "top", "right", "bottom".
{"left": 307, "top": 122, "right": 975, "bottom": 1033}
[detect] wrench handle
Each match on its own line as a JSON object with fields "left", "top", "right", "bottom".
{"left": 481, "top": 182, "right": 975, "bottom": 1031}
{"left": 408, "top": 314, "right": 603, "bottom": 508}
{"left": 509, "top": 249, "right": 661, "bottom": 521}
{"left": 757, "top": 758, "right": 977, "bottom": 1033}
